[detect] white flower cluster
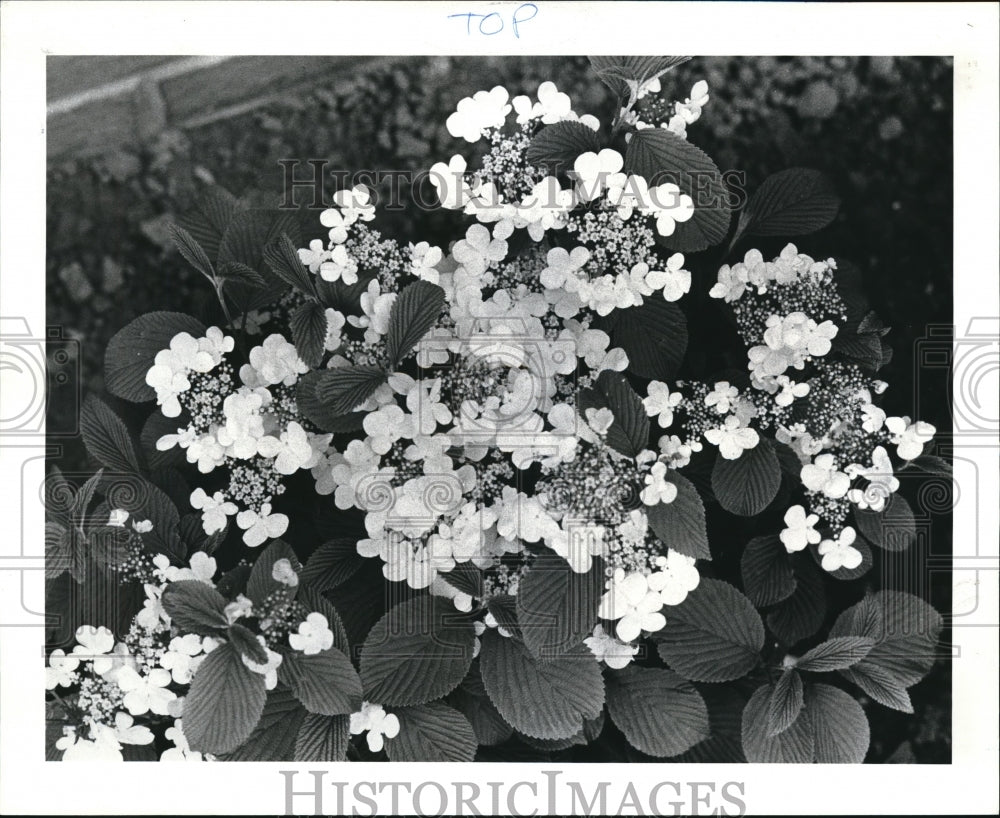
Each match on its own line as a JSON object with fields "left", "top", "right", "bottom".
{"left": 635, "top": 79, "right": 711, "bottom": 139}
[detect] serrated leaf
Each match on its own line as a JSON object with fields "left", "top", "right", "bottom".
{"left": 228, "top": 623, "right": 269, "bottom": 665}
{"left": 294, "top": 713, "right": 350, "bottom": 762}
{"left": 625, "top": 127, "right": 731, "bottom": 252}
{"left": 247, "top": 539, "right": 302, "bottom": 607}
{"left": 218, "top": 687, "right": 306, "bottom": 761}
{"left": 108, "top": 474, "right": 184, "bottom": 561}
{"left": 577, "top": 370, "right": 649, "bottom": 457}
{"left": 79, "top": 395, "right": 141, "bottom": 475}
{"left": 645, "top": 471, "right": 710, "bottom": 560}
{"left": 168, "top": 222, "right": 215, "bottom": 282}
{"left": 140, "top": 409, "right": 186, "bottom": 468}
{"left": 904, "top": 454, "right": 952, "bottom": 478}
{"left": 588, "top": 55, "right": 690, "bottom": 99}
{"left": 262, "top": 233, "right": 317, "bottom": 298}
{"left": 839, "top": 663, "right": 913, "bottom": 713}
{"left": 183, "top": 642, "right": 268, "bottom": 755}
{"left": 385, "top": 702, "right": 478, "bottom": 762}
{"left": 218, "top": 209, "right": 300, "bottom": 312}
{"left": 676, "top": 686, "right": 747, "bottom": 763}
{"left": 525, "top": 120, "right": 601, "bottom": 172}
{"left": 606, "top": 297, "right": 687, "bottom": 381}
{"left": 289, "top": 300, "right": 328, "bottom": 369}
{"left": 517, "top": 549, "right": 604, "bottom": 658}
{"left": 741, "top": 534, "right": 796, "bottom": 607}
{"left": 438, "top": 561, "right": 484, "bottom": 599}
{"left": 712, "top": 439, "right": 781, "bottom": 516}
{"left": 742, "top": 683, "right": 814, "bottom": 762}
{"left": 299, "top": 538, "right": 364, "bottom": 593}
{"left": 606, "top": 665, "right": 709, "bottom": 757}
{"left": 177, "top": 184, "right": 241, "bottom": 262}
{"left": 104, "top": 312, "right": 206, "bottom": 402}
{"left": 479, "top": 631, "right": 604, "bottom": 740}
{"left": 161, "top": 580, "right": 230, "bottom": 635}
{"left": 806, "top": 683, "right": 870, "bottom": 762}
{"left": 766, "top": 669, "right": 804, "bottom": 737}
{"left": 295, "top": 371, "right": 367, "bottom": 433}
{"left": 280, "top": 646, "right": 362, "bottom": 716}
{"left": 737, "top": 168, "right": 840, "bottom": 245}
{"left": 384, "top": 280, "right": 446, "bottom": 367}
{"left": 314, "top": 366, "right": 387, "bottom": 416}
{"left": 218, "top": 260, "right": 267, "bottom": 289}
{"left": 853, "top": 494, "right": 916, "bottom": 552}
{"left": 655, "top": 578, "right": 764, "bottom": 682}
{"left": 796, "top": 636, "right": 875, "bottom": 672}
{"left": 485, "top": 595, "right": 521, "bottom": 638}
{"left": 767, "top": 556, "right": 827, "bottom": 646}
{"left": 359, "top": 596, "right": 475, "bottom": 707}
{"left": 451, "top": 661, "right": 513, "bottom": 747}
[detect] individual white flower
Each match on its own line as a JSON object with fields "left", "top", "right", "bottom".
{"left": 642, "top": 381, "right": 682, "bottom": 428}
{"left": 705, "top": 381, "right": 739, "bottom": 414}
{"left": 817, "top": 527, "right": 864, "bottom": 572}
{"left": 860, "top": 403, "right": 887, "bottom": 434}
{"left": 641, "top": 461, "right": 678, "bottom": 506}
{"left": 333, "top": 184, "right": 376, "bottom": 224}
{"left": 224, "top": 594, "right": 254, "bottom": 625}
{"left": 159, "top": 634, "right": 204, "bottom": 685}
{"left": 779, "top": 505, "right": 821, "bottom": 553}
{"left": 115, "top": 666, "right": 176, "bottom": 716}
{"left": 289, "top": 612, "right": 335, "bottom": 656}
{"left": 107, "top": 508, "right": 129, "bottom": 528}
{"left": 709, "top": 263, "right": 748, "bottom": 302}
{"left": 885, "top": 416, "right": 935, "bottom": 460}
{"left": 298, "top": 238, "right": 330, "bottom": 271}
{"left": 189, "top": 488, "right": 237, "bottom": 536}
{"left": 801, "top": 454, "right": 851, "bottom": 499}
{"left": 774, "top": 375, "right": 810, "bottom": 407}
{"left": 243, "top": 334, "right": 308, "bottom": 387}
{"left": 452, "top": 223, "right": 508, "bottom": 277}
{"left": 56, "top": 726, "right": 123, "bottom": 762}
{"left": 320, "top": 207, "right": 351, "bottom": 244}
{"left": 241, "top": 636, "right": 283, "bottom": 690}
{"left": 705, "top": 415, "right": 760, "bottom": 460}
{"left": 112, "top": 711, "right": 154, "bottom": 746}
{"left": 72, "top": 625, "right": 116, "bottom": 675}
{"left": 349, "top": 701, "right": 400, "bottom": 753}
{"left": 584, "top": 407, "right": 615, "bottom": 436}
{"left": 643, "top": 182, "right": 695, "bottom": 237}
{"left": 598, "top": 568, "right": 666, "bottom": 642}
{"left": 409, "top": 241, "right": 444, "bottom": 282}
{"left": 272, "top": 558, "right": 300, "bottom": 588}
{"left": 236, "top": 503, "right": 289, "bottom": 548}
{"left": 572, "top": 148, "right": 625, "bottom": 202}
{"left": 584, "top": 623, "right": 638, "bottom": 669}
{"left": 319, "top": 244, "right": 360, "bottom": 285}
{"left": 45, "top": 649, "right": 80, "bottom": 689}
{"left": 429, "top": 154, "right": 471, "bottom": 209}
{"left": 323, "top": 308, "right": 347, "bottom": 352}
{"left": 135, "top": 582, "right": 170, "bottom": 631}
{"left": 658, "top": 434, "right": 699, "bottom": 469}
{"left": 846, "top": 445, "right": 900, "bottom": 512}
{"left": 539, "top": 245, "right": 590, "bottom": 290}
{"left": 512, "top": 80, "right": 572, "bottom": 124}
{"left": 363, "top": 404, "right": 414, "bottom": 455}
{"left": 647, "top": 550, "right": 701, "bottom": 606}
{"left": 645, "top": 253, "right": 691, "bottom": 302}
{"left": 349, "top": 279, "right": 397, "bottom": 344}
{"left": 446, "top": 86, "right": 511, "bottom": 142}
{"left": 258, "top": 421, "right": 314, "bottom": 475}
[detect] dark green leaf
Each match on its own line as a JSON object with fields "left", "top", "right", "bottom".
{"left": 314, "top": 366, "right": 387, "bottom": 416}
{"left": 296, "top": 584, "right": 351, "bottom": 655}
{"left": 294, "top": 713, "right": 350, "bottom": 762}
{"left": 299, "top": 538, "right": 364, "bottom": 593}
{"left": 295, "top": 371, "right": 367, "bottom": 433}
{"left": 588, "top": 55, "right": 690, "bottom": 98}
{"left": 904, "top": 454, "right": 952, "bottom": 478}
{"left": 517, "top": 549, "right": 604, "bottom": 658}
{"left": 655, "top": 578, "right": 764, "bottom": 682}
{"left": 525, "top": 120, "right": 601, "bottom": 172}
{"left": 161, "top": 580, "right": 229, "bottom": 635}
{"left": 280, "top": 646, "right": 362, "bottom": 716}
{"left": 228, "top": 623, "right": 268, "bottom": 665}
{"left": 289, "top": 300, "right": 328, "bottom": 369}
{"left": 438, "top": 561, "right": 485, "bottom": 599}
{"left": 384, "top": 280, "right": 446, "bottom": 367}
{"left": 735, "top": 168, "right": 839, "bottom": 246}
{"left": 262, "top": 232, "right": 317, "bottom": 298}
{"left": 741, "top": 534, "right": 796, "bottom": 607}
{"left": 675, "top": 686, "right": 747, "bottom": 763}
{"left": 183, "top": 641, "right": 268, "bottom": 755}
{"left": 140, "top": 409, "right": 186, "bottom": 469}
{"left": 607, "top": 298, "right": 687, "bottom": 381}
{"left": 218, "top": 209, "right": 300, "bottom": 312}
{"left": 806, "top": 683, "right": 870, "bottom": 762}
{"left": 218, "top": 687, "right": 306, "bottom": 761}
{"left": 742, "top": 683, "right": 814, "bottom": 762}
{"left": 578, "top": 370, "right": 649, "bottom": 457}
{"left": 168, "top": 222, "right": 215, "bottom": 282}
{"left": 839, "top": 662, "right": 913, "bottom": 713}
{"left": 104, "top": 311, "right": 206, "bottom": 403}
{"left": 767, "top": 556, "right": 827, "bottom": 646}
{"left": 385, "top": 702, "right": 477, "bottom": 762}
{"left": 766, "top": 669, "right": 804, "bottom": 737}
{"left": 359, "top": 596, "right": 475, "bottom": 706}
{"left": 796, "top": 636, "right": 874, "bottom": 672}
{"left": 645, "top": 471, "right": 710, "bottom": 560}
{"left": 853, "top": 494, "right": 916, "bottom": 552}
{"left": 217, "top": 260, "right": 266, "bottom": 289}
{"left": 479, "top": 631, "right": 604, "bottom": 740}
{"left": 177, "top": 184, "right": 241, "bottom": 262}
{"left": 712, "top": 438, "right": 781, "bottom": 516}
{"left": 450, "top": 662, "right": 513, "bottom": 746}
{"left": 79, "top": 396, "right": 141, "bottom": 474}
{"left": 485, "top": 595, "right": 521, "bottom": 638}
{"left": 625, "top": 128, "right": 731, "bottom": 252}
{"left": 606, "top": 665, "right": 709, "bottom": 757}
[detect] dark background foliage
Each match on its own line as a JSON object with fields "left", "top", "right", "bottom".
{"left": 46, "top": 56, "right": 952, "bottom": 762}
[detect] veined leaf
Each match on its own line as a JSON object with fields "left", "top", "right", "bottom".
{"left": 742, "top": 682, "right": 814, "bottom": 762}
{"left": 384, "top": 280, "right": 446, "bottom": 367}
{"left": 385, "top": 702, "right": 477, "bottom": 762}
{"left": 645, "top": 471, "right": 710, "bottom": 561}
{"left": 160, "top": 580, "right": 229, "bottom": 636}
{"left": 806, "top": 683, "right": 870, "bottom": 763}
{"left": 577, "top": 370, "right": 649, "bottom": 457}
{"left": 168, "top": 222, "right": 215, "bottom": 282}
{"left": 766, "top": 669, "right": 804, "bottom": 737}
{"left": 741, "top": 534, "right": 796, "bottom": 607}
{"left": 712, "top": 438, "right": 781, "bottom": 517}
{"left": 289, "top": 300, "right": 328, "bottom": 369}
{"left": 525, "top": 120, "right": 601, "bottom": 172}
{"left": 79, "top": 395, "right": 141, "bottom": 474}
{"left": 314, "top": 366, "right": 387, "bottom": 416}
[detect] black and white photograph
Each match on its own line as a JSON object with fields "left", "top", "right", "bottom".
{"left": 1, "top": 2, "right": 997, "bottom": 815}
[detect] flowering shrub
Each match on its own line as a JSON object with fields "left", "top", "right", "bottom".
{"left": 45, "top": 56, "right": 946, "bottom": 763}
